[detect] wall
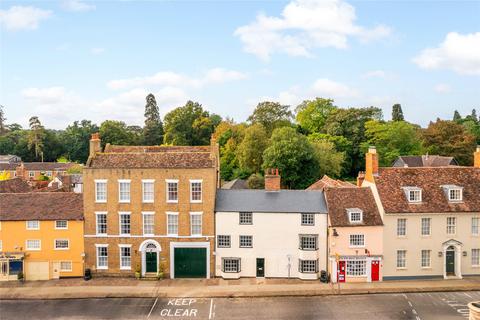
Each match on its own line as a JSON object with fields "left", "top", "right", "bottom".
{"left": 215, "top": 211, "right": 328, "bottom": 279}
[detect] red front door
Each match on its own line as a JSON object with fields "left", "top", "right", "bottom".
{"left": 337, "top": 261, "right": 346, "bottom": 283}
{"left": 371, "top": 260, "right": 379, "bottom": 281}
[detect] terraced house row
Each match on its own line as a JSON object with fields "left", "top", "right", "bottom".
{"left": 0, "top": 135, "right": 479, "bottom": 282}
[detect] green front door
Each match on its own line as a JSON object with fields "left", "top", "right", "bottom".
{"left": 146, "top": 252, "right": 157, "bottom": 273}
{"left": 446, "top": 250, "right": 455, "bottom": 275}
{"left": 174, "top": 248, "right": 207, "bottom": 278}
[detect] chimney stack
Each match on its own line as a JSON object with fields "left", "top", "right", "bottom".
{"left": 365, "top": 146, "right": 379, "bottom": 183}
{"left": 475, "top": 145, "right": 480, "bottom": 168}
{"left": 89, "top": 133, "right": 101, "bottom": 159}
{"left": 265, "top": 168, "right": 281, "bottom": 191}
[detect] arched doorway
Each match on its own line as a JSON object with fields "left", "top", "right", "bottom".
{"left": 446, "top": 245, "right": 455, "bottom": 276}
{"left": 139, "top": 240, "right": 161, "bottom": 276}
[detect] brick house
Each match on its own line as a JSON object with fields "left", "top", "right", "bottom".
{"left": 83, "top": 133, "right": 220, "bottom": 278}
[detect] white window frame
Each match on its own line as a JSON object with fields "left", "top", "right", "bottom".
{"left": 299, "top": 234, "right": 318, "bottom": 250}
{"left": 301, "top": 213, "right": 315, "bottom": 226}
{"left": 448, "top": 188, "right": 463, "bottom": 202}
{"left": 189, "top": 179, "right": 203, "bottom": 203}
{"left": 446, "top": 217, "right": 456, "bottom": 235}
{"left": 95, "top": 244, "right": 109, "bottom": 270}
{"left": 118, "top": 179, "right": 131, "bottom": 203}
{"left": 95, "top": 212, "right": 108, "bottom": 236}
{"left": 119, "top": 244, "right": 132, "bottom": 270}
{"left": 349, "top": 234, "right": 365, "bottom": 248}
{"left": 54, "top": 239, "right": 70, "bottom": 250}
{"left": 142, "top": 212, "right": 155, "bottom": 236}
{"left": 166, "top": 179, "right": 179, "bottom": 203}
{"left": 29, "top": 171, "right": 35, "bottom": 178}
{"left": 60, "top": 261, "right": 72, "bottom": 272}
{"left": 95, "top": 179, "right": 107, "bottom": 203}
{"left": 142, "top": 179, "right": 155, "bottom": 203}
{"left": 167, "top": 212, "right": 179, "bottom": 236}
{"left": 299, "top": 259, "right": 318, "bottom": 273}
{"left": 55, "top": 220, "right": 68, "bottom": 230}
{"left": 239, "top": 212, "right": 253, "bottom": 225}
{"left": 26, "top": 220, "right": 40, "bottom": 230}
{"left": 346, "top": 259, "right": 367, "bottom": 277}
{"left": 239, "top": 235, "right": 253, "bottom": 248}
{"left": 190, "top": 212, "right": 203, "bottom": 236}
{"left": 118, "top": 212, "right": 131, "bottom": 236}
{"left": 222, "top": 258, "right": 241, "bottom": 273}
{"left": 396, "top": 250, "right": 407, "bottom": 269}
{"left": 45, "top": 171, "right": 52, "bottom": 177}
{"left": 408, "top": 190, "right": 422, "bottom": 203}
{"left": 397, "top": 218, "right": 407, "bottom": 237}
{"left": 421, "top": 217, "right": 431, "bottom": 236}
{"left": 472, "top": 217, "right": 479, "bottom": 236}
{"left": 347, "top": 209, "right": 363, "bottom": 224}
{"left": 472, "top": 249, "right": 480, "bottom": 267}
{"left": 26, "top": 239, "right": 41, "bottom": 251}
{"left": 217, "top": 235, "right": 231, "bottom": 248}
{"left": 421, "top": 249, "right": 431, "bottom": 268}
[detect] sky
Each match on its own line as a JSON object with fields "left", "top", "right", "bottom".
{"left": 0, "top": 0, "right": 479, "bottom": 130}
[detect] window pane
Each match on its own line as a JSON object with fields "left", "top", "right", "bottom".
{"left": 472, "top": 249, "right": 480, "bottom": 266}
{"left": 97, "top": 214, "right": 107, "bottom": 235}
{"left": 346, "top": 260, "right": 366, "bottom": 276}
{"left": 217, "top": 235, "right": 230, "bottom": 248}
{"left": 421, "top": 218, "right": 430, "bottom": 236}
{"left": 120, "top": 214, "right": 130, "bottom": 235}
{"left": 167, "top": 182, "right": 178, "bottom": 201}
{"left": 223, "top": 258, "right": 240, "bottom": 272}
{"left": 56, "top": 220, "right": 67, "bottom": 229}
{"left": 301, "top": 213, "right": 314, "bottom": 225}
{"left": 55, "top": 239, "right": 69, "bottom": 249}
{"left": 349, "top": 234, "right": 365, "bottom": 247}
{"left": 167, "top": 214, "right": 178, "bottom": 235}
{"left": 143, "top": 182, "right": 154, "bottom": 202}
{"left": 119, "top": 182, "right": 130, "bottom": 202}
{"left": 97, "top": 247, "right": 108, "bottom": 268}
{"left": 472, "top": 218, "right": 479, "bottom": 235}
{"left": 191, "top": 182, "right": 202, "bottom": 202}
{"left": 60, "top": 261, "right": 72, "bottom": 272}
{"left": 300, "top": 259, "right": 317, "bottom": 273}
{"left": 447, "top": 217, "right": 456, "bottom": 234}
{"left": 239, "top": 235, "right": 253, "bottom": 248}
{"left": 191, "top": 214, "right": 202, "bottom": 236}
{"left": 143, "top": 214, "right": 154, "bottom": 235}
{"left": 421, "top": 250, "right": 431, "bottom": 268}
{"left": 300, "top": 235, "right": 317, "bottom": 250}
{"left": 239, "top": 212, "right": 252, "bottom": 225}
{"left": 397, "top": 219, "right": 406, "bottom": 236}
{"left": 120, "top": 247, "right": 131, "bottom": 268}
{"left": 96, "top": 182, "right": 107, "bottom": 201}
{"left": 397, "top": 250, "right": 406, "bottom": 268}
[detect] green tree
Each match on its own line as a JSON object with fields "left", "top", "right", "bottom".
{"left": 61, "top": 120, "right": 99, "bottom": 163}
{"left": 295, "top": 98, "right": 337, "bottom": 134}
{"left": 308, "top": 133, "right": 351, "bottom": 177}
{"left": 42, "top": 130, "right": 65, "bottom": 162}
{"left": 391, "top": 104, "right": 404, "bottom": 121}
{"left": 453, "top": 110, "right": 462, "bottom": 122}
{"left": 248, "top": 101, "right": 293, "bottom": 135}
{"left": 0, "top": 105, "right": 6, "bottom": 135}
{"left": 213, "top": 120, "right": 246, "bottom": 181}
{"left": 247, "top": 173, "right": 265, "bottom": 189}
{"left": 310, "top": 140, "right": 345, "bottom": 178}
{"left": 262, "top": 127, "right": 319, "bottom": 189}
{"left": 237, "top": 124, "right": 268, "bottom": 174}
{"left": 163, "top": 101, "right": 219, "bottom": 145}
{"left": 143, "top": 93, "right": 164, "bottom": 145}
{"left": 28, "top": 116, "right": 46, "bottom": 161}
{"left": 422, "top": 119, "right": 477, "bottom": 165}
{"left": 362, "top": 120, "right": 424, "bottom": 166}
{"left": 99, "top": 120, "right": 136, "bottom": 147}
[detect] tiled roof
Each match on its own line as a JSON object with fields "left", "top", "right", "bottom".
{"left": 0, "top": 178, "right": 32, "bottom": 193}
{"left": 221, "top": 179, "right": 248, "bottom": 189}
{"left": 324, "top": 187, "right": 383, "bottom": 227}
{"left": 0, "top": 192, "right": 83, "bottom": 221}
{"left": 23, "top": 162, "right": 75, "bottom": 171}
{"left": 104, "top": 145, "right": 211, "bottom": 153}
{"left": 307, "top": 175, "right": 356, "bottom": 191}
{"left": 0, "top": 163, "right": 18, "bottom": 171}
{"left": 393, "top": 155, "right": 458, "bottom": 167}
{"left": 374, "top": 167, "right": 480, "bottom": 213}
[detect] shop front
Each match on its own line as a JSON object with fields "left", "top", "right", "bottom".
{"left": 0, "top": 252, "right": 24, "bottom": 281}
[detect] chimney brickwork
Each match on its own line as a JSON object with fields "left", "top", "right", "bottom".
{"left": 265, "top": 168, "right": 281, "bottom": 191}
{"left": 475, "top": 146, "right": 480, "bottom": 168}
{"left": 365, "top": 146, "right": 379, "bottom": 183}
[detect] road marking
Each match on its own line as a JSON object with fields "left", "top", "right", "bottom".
{"left": 209, "top": 298, "right": 214, "bottom": 319}
{"left": 412, "top": 309, "right": 417, "bottom": 315}
{"left": 463, "top": 292, "right": 472, "bottom": 298}
{"left": 147, "top": 297, "right": 158, "bottom": 319}
{"left": 408, "top": 301, "right": 413, "bottom": 307}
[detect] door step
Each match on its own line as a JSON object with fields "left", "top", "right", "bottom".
{"left": 142, "top": 272, "right": 158, "bottom": 280}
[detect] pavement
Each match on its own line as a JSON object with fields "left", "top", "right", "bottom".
{"left": 1, "top": 291, "right": 480, "bottom": 319}
{"left": 0, "top": 276, "right": 479, "bottom": 300}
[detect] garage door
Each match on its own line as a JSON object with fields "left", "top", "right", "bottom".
{"left": 25, "top": 262, "right": 49, "bottom": 280}
{"left": 174, "top": 248, "right": 206, "bottom": 278}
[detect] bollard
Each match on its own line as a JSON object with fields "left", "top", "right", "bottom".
{"left": 468, "top": 301, "right": 480, "bottom": 320}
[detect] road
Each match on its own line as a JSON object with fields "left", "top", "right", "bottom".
{"left": 1, "top": 291, "right": 479, "bottom": 320}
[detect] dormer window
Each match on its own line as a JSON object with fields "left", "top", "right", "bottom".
{"left": 442, "top": 185, "right": 463, "bottom": 202}
{"left": 402, "top": 187, "right": 422, "bottom": 203}
{"left": 347, "top": 208, "right": 363, "bottom": 224}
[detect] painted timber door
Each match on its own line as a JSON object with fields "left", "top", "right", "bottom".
{"left": 146, "top": 252, "right": 157, "bottom": 273}
{"left": 371, "top": 260, "right": 379, "bottom": 281}
{"left": 256, "top": 258, "right": 265, "bottom": 277}
{"left": 174, "top": 248, "right": 207, "bottom": 278}
{"left": 446, "top": 249, "right": 455, "bottom": 275}
{"left": 337, "top": 261, "right": 346, "bottom": 283}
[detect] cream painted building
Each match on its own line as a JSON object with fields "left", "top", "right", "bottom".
{"left": 214, "top": 172, "right": 328, "bottom": 280}
{"left": 361, "top": 146, "right": 480, "bottom": 280}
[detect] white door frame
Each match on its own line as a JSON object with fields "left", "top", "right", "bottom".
{"left": 442, "top": 239, "right": 462, "bottom": 279}
{"left": 169, "top": 242, "right": 210, "bottom": 279}
{"left": 139, "top": 239, "right": 162, "bottom": 276}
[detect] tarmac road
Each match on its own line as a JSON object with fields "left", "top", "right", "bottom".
{"left": 1, "top": 291, "right": 479, "bottom": 320}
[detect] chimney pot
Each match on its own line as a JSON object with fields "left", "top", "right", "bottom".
{"left": 368, "top": 146, "right": 377, "bottom": 154}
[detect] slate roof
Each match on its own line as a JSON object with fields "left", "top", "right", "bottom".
{"left": 0, "top": 192, "right": 83, "bottom": 221}
{"left": 307, "top": 175, "right": 356, "bottom": 191}
{"left": 374, "top": 167, "right": 480, "bottom": 213}
{"left": 392, "top": 155, "right": 458, "bottom": 167}
{"left": 215, "top": 189, "right": 328, "bottom": 213}
{"left": 221, "top": 179, "right": 248, "bottom": 189}
{"left": 23, "top": 162, "right": 75, "bottom": 171}
{"left": 0, "top": 178, "right": 32, "bottom": 193}
{"left": 324, "top": 187, "right": 383, "bottom": 227}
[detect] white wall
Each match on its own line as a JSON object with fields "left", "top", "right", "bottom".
{"left": 215, "top": 211, "right": 328, "bottom": 279}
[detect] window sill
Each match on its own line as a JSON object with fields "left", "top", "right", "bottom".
{"left": 421, "top": 267, "right": 432, "bottom": 269}
{"left": 120, "top": 267, "right": 131, "bottom": 271}
{"left": 119, "top": 234, "right": 131, "bottom": 237}
{"left": 191, "top": 234, "right": 202, "bottom": 237}
{"left": 55, "top": 228, "right": 68, "bottom": 230}
{"left": 299, "top": 248, "right": 318, "bottom": 251}
{"left": 60, "top": 270, "right": 72, "bottom": 272}
{"left": 166, "top": 200, "right": 178, "bottom": 204}
{"left": 239, "top": 246, "right": 253, "bottom": 249}
{"left": 142, "top": 200, "right": 154, "bottom": 204}
{"left": 97, "top": 267, "right": 108, "bottom": 270}
{"left": 54, "top": 248, "right": 69, "bottom": 251}
{"left": 119, "top": 201, "right": 131, "bottom": 204}
{"left": 190, "top": 200, "right": 203, "bottom": 204}
{"left": 396, "top": 267, "right": 407, "bottom": 270}
{"left": 143, "top": 234, "right": 155, "bottom": 237}
{"left": 96, "top": 234, "right": 108, "bottom": 237}
{"left": 26, "top": 249, "right": 41, "bottom": 251}
{"left": 349, "top": 246, "right": 366, "bottom": 248}
{"left": 95, "top": 200, "right": 107, "bottom": 204}
{"left": 167, "top": 234, "right": 179, "bottom": 237}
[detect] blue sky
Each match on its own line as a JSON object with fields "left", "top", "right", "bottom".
{"left": 1, "top": 0, "right": 479, "bottom": 129}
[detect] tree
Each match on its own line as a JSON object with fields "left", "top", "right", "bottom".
{"left": 236, "top": 124, "right": 268, "bottom": 174}
{"left": 61, "top": 120, "right": 99, "bottom": 163}
{"left": 310, "top": 140, "right": 345, "bottom": 178}
{"left": 213, "top": 120, "right": 247, "bottom": 181}
{"left": 391, "top": 104, "right": 404, "bottom": 121}
{"left": 247, "top": 173, "right": 264, "bottom": 189}
{"left": 472, "top": 109, "right": 478, "bottom": 122}
{"left": 295, "top": 98, "right": 337, "bottom": 134}
{"left": 163, "top": 101, "right": 219, "bottom": 145}
{"left": 28, "top": 116, "right": 46, "bottom": 161}
{"left": 143, "top": 93, "right": 164, "bottom": 145}
{"left": 422, "top": 119, "right": 477, "bottom": 165}
{"left": 0, "top": 105, "right": 6, "bottom": 135}
{"left": 453, "top": 110, "right": 462, "bottom": 122}
{"left": 262, "top": 127, "right": 319, "bottom": 189}
{"left": 362, "top": 120, "right": 424, "bottom": 166}
{"left": 248, "top": 101, "right": 293, "bottom": 135}
{"left": 99, "top": 120, "right": 136, "bottom": 147}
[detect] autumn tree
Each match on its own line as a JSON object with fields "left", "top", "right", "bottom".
{"left": 248, "top": 101, "right": 293, "bottom": 135}
{"left": 143, "top": 93, "right": 164, "bottom": 145}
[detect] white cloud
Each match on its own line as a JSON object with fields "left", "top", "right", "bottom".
{"left": 434, "top": 83, "right": 452, "bottom": 94}
{"left": 413, "top": 32, "right": 480, "bottom": 75}
{"left": 362, "top": 70, "right": 386, "bottom": 79}
{"left": 107, "top": 68, "right": 247, "bottom": 90}
{"left": 22, "top": 87, "right": 69, "bottom": 104}
{"left": 234, "top": 0, "right": 391, "bottom": 60}
{"left": 61, "top": 0, "right": 96, "bottom": 12}
{"left": 91, "top": 47, "right": 105, "bottom": 55}
{"left": 0, "top": 6, "right": 52, "bottom": 31}
{"left": 311, "top": 78, "right": 360, "bottom": 98}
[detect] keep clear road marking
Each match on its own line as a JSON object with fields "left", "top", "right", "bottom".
{"left": 209, "top": 299, "right": 215, "bottom": 319}
{"left": 403, "top": 293, "right": 422, "bottom": 320}
{"left": 147, "top": 297, "right": 159, "bottom": 319}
